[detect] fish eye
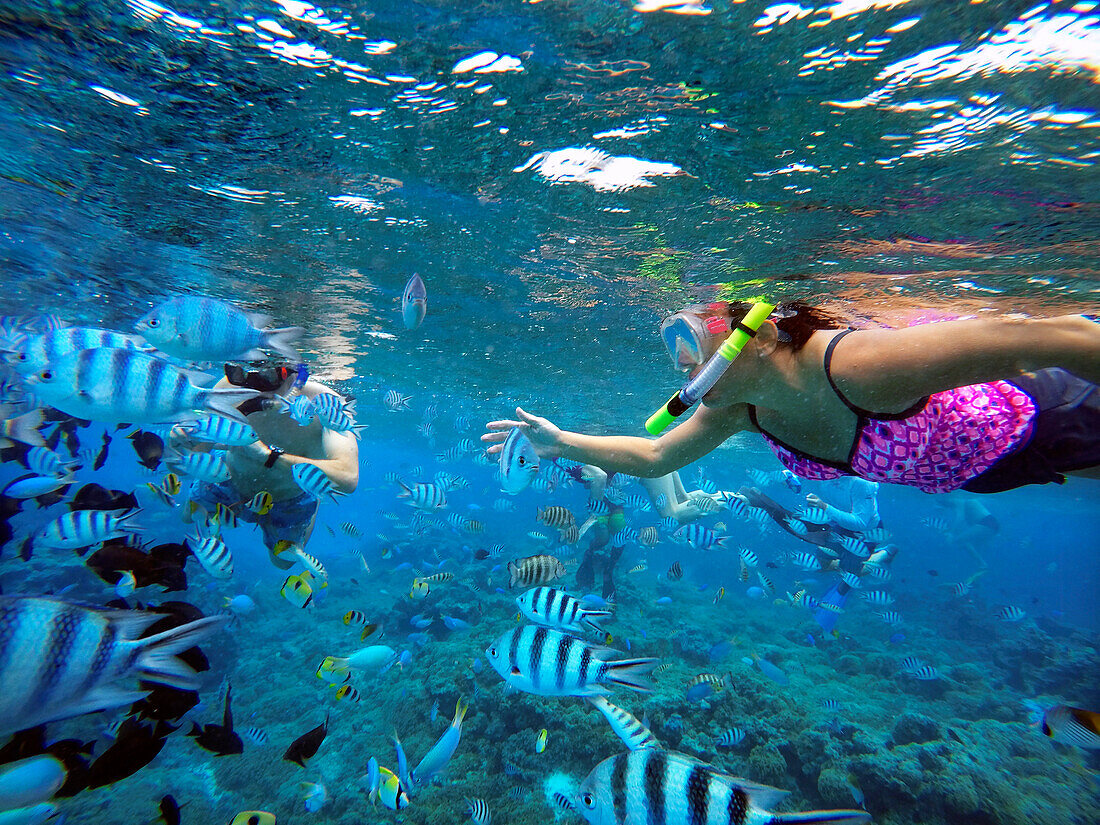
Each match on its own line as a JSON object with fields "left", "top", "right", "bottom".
{"left": 582, "top": 793, "right": 595, "bottom": 809}
{"left": 488, "top": 646, "right": 497, "bottom": 657}
{"left": 14, "top": 353, "right": 26, "bottom": 362}
{"left": 518, "top": 456, "right": 526, "bottom": 465}
{"left": 38, "top": 370, "right": 52, "bottom": 380}
{"left": 146, "top": 318, "right": 159, "bottom": 327}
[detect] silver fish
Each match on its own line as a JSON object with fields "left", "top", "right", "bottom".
{"left": 486, "top": 626, "right": 656, "bottom": 697}
{"left": 25, "top": 347, "right": 259, "bottom": 425}
{"left": 499, "top": 427, "right": 539, "bottom": 494}
{"left": 0, "top": 596, "right": 226, "bottom": 736}
{"left": 575, "top": 749, "right": 871, "bottom": 825}
{"left": 135, "top": 295, "right": 302, "bottom": 362}
{"left": 587, "top": 696, "right": 659, "bottom": 751}
{"left": 4, "top": 324, "right": 147, "bottom": 376}
{"left": 401, "top": 273, "right": 428, "bottom": 330}
{"left": 516, "top": 586, "right": 611, "bottom": 635}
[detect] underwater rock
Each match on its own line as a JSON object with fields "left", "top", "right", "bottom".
{"left": 890, "top": 712, "right": 941, "bottom": 746}
{"left": 746, "top": 742, "right": 787, "bottom": 786}
{"left": 939, "top": 771, "right": 982, "bottom": 820}
{"left": 816, "top": 766, "right": 855, "bottom": 808}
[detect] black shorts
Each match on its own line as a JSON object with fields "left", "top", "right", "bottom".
{"left": 962, "top": 368, "right": 1100, "bottom": 493}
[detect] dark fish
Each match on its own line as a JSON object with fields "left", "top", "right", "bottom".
{"left": 474, "top": 548, "right": 490, "bottom": 560}
{"left": 667, "top": 561, "right": 683, "bottom": 581}
{"left": 159, "top": 794, "right": 182, "bottom": 825}
{"left": 86, "top": 540, "right": 189, "bottom": 592}
{"left": 128, "top": 430, "right": 165, "bottom": 471}
{"left": 188, "top": 683, "right": 242, "bottom": 756}
{"left": 132, "top": 685, "right": 200, "bottom": 723}
{"left": 766, "top": 562, "right": 779, "bottom": 569}
{"left": 86, "top": 718, "right": 177, "bottom": 789}
{"left": 93, "top": 430, "right": 112, "bottom": 470}
{"left": 0, "top": 494, "right": 22, "bottom": 554}
{"left": 283, "top": 714, "right": 328, "bottom": 767}
{"left": 927, "top": 569, "right": 939, "bottom": 577}
{"left": 69, "top": 482, "right": 139, "bottom": 512}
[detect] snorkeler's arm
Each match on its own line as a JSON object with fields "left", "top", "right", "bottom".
{"left": 554, "top": 402, "right": 749, "bottom": 478}
{"left": 832, "top": 315, "right": 1100, "bottom": 410}
{"left": 255, "top": 429, "right": 359, "bottom": 493}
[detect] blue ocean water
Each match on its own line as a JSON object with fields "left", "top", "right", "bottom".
{"left": 1, "top": 0, "right": 1098, "bottom": 823}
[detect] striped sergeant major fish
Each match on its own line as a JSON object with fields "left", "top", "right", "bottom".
{"left": 0, "top": 596, "right": 226, "bottom": 736}
{"left": 499, "top": 427, "right": 540, "bottom": 495}
{"left": 187, "top": 534, "right": 233, "bottom": 579}
{"left": 587, "top": 695, "right": 659, "bottom": 751}
{"left": 383, "top": 389, "right": 412, "bottom": 411}
{"left": 466, "top": 797, "right": 492, "bottom": 825}
{"left": 574, "top": 749, "right": 871, "bottom": 825}
{"left": 36, "top": 509, "right": 142, "bottom": 550}
{"left": 397, "top": 481, "right": 447, "bottom": 510}
{"left": 516, "top": 586, "right": 611, "bottom": 635}
{"left": 24, "top": 348, "right": 260, "bottom": 425}
{"left": 170, "top": 450, "right": 231, "bottom": 483}
{"left": 672, "top": 524, "right": 729, "bottom": 552}
{"left": 861, "top": 590, "right": 894, "bottom": 607}
{"left": 485, "top": 626, "right": 657, "bottom": 698}
{"left": 292, "top": 464, "right": 346, "bottom": 502}
{"left": 135, "top": 295, "right": 303, "bottom": 362}
{"left": 3, "top": 324, "right": 148, "bottom": 376}
{"left": 176, "top": 415, "right": 259, "bottom": 446}
{"left": 282, "top": 395, "right": 316, "bottom": 426}
{"left": 507, "top": 554, "right": 566, "bottom": 589}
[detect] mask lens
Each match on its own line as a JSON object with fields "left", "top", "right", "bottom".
{"left": 660, "top": 315, "right": 704, "bottom": 371}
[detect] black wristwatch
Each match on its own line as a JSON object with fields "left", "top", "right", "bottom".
{"left": 265, "top": 446, "right": 285, "bottom": 468}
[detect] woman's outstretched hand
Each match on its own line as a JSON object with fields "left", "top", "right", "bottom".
{"left": 482, "top": 407, "right": 564, "bottom": 458}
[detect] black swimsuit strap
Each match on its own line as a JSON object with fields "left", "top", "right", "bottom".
{"left": 823, "top": 330, "right": 871, "bottom": 417}
{"left": 824, "top": 330, "right": 930, "bottom": 420}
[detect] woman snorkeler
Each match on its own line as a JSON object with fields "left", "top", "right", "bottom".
{"left": 483, "top": 302, "right": 1100, "bottom": 494}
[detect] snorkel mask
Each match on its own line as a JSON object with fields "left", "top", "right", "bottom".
{"left": 646, "top": 300, "right": 776, "bottom": 435}
{"left": 225, "top": 361, "right": 309, "bottom": 394}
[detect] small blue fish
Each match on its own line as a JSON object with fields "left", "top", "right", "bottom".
{"left": 889, "top": 632, "right": 906, "bottom": 645}
{"left": 805, "top": 633, "right": 817, "bottom": 647}
{"left": 753, "top": 655, "right": 789, "bottom": 686}
{"left": 430, "top": 699, "right": 440, "bottom": 722}
{"left": 443, "top": 615, "right": 472, "bottom": 631}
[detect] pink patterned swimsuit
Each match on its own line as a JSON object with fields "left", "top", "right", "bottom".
{"left": 749, "top": 330, "right": 1038, "bottom": 494}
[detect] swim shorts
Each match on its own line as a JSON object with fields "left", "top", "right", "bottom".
{"left": 963, "top": 368, "right": 1100, "bottom": 493}
{"left": 191, "top": 481, "right": 318, "bottom": 550}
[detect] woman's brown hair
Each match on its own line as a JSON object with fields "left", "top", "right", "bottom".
{"left": 709, "top": 300, "right": 846, "bottom": 351}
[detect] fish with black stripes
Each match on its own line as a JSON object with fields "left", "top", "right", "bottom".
{"left": 485, "top": 626, "right": 657, "bottom": 697}
{"left": 0, "top": 596, "right": 226, "bottom": 736}
{"left": 516, "top": 586, "right": 611, "bottom": 635}
{"left": 574, "top": 748, "right": 872, "bottom": 825}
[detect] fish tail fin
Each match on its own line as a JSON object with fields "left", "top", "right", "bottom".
{"left": 771, "top": 811, "right": 872, "bottom": 825}
{"left": 3, "top": 409, "right": 46, "bottom": 447}
{"left": 606, "top": 657, "right": 659, "bottom": 693}
{"left": 201, "top": 387, "right": 262, "bottom": 423}
{"left": 136, "top": 614, "right": 229, "bottom": 689}
{"left": 262, "top": 326, "right": 305, "bottom": 361}
{"left": 453, "top": 698, "right": 468, "bottom": 727}
{"left": 507, "top": 561, "right": 518, "bottom": 588}
{"left": 582, "top": 610, "right": 612, "bottom": 635}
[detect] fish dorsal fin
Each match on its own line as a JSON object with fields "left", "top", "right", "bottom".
{"left": 246, "top": 311, "right": 273, "bottom": 329}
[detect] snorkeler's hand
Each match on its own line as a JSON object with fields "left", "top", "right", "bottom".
{"left": 805, "top": 493, "right": 824, "bottom": 508}
{"left": 482, "top": 407, "right": 563, "bottom": 457}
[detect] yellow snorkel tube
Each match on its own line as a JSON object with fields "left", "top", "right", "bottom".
{"left": 645, "top": 301, "right": 776, "bottom": 435}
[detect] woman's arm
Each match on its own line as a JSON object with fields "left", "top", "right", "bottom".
{"left": 483, "top": 402, "right": 749, "bottom": 478}
{"left": 833, "top": 315, "right": 1100, "bottom": 411}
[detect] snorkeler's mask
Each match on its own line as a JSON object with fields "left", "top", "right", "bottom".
{"left": 659, "top": 305, "right": 741, "bottom": 371}
{"left": 646, "top": 301, "right": 776, "bottom": 435}
{"left": 225, "top": 361, "right": 308, "bottom": 393}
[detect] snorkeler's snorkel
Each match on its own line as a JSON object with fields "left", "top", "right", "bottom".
{"left": 291, "top": 362, "right": 309, "bottom": 393}
{"left": 645, "top": 301, "right": 776, "bottom": 435}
